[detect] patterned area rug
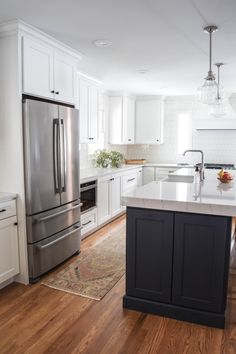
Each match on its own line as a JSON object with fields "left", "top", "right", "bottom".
{"left": 42, "top": 224, "right": 126, "bottom": 300}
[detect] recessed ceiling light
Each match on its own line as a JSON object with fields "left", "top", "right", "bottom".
{"left": 136, "top": 69, "right": 149, "bottom": 74}
{"left": 159, "top": 86, "right": 168, "bottom": 90}
{"left": 92, "top": 39, "right": 112, "bottom": 47}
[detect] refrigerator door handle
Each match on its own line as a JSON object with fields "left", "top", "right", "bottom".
{"left": 53, "top": 119, "right": 60, "bottom": 193}
{"left": 38, "top": 203, "right": 82, "bottom": 222}
{"left": 60, "top": 119, "right": 67, "bottom": 192}
{"left": 36, "top": 225, "right": 82, "bottom": 250}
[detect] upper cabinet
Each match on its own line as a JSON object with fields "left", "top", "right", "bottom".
{"left": 135, "top": 98, "right": 164, "bottom": 144}
{"left": 79, "top": 76, "right": 101, "bottom": 143}
{"left": 22, "top": 36, "right": 78, "bottom": 104}
{"left": 109, "top": 96, "right": 135, "bottom": 144}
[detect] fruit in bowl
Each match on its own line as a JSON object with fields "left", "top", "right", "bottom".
{"left": 217, "top": 169, "right": 234, "bottom": 183}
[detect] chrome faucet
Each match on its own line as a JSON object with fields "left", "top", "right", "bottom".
{"left": 183, "top": 149, "right": 205, "bottom": 182}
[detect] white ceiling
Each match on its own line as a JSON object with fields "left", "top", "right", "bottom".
{"left": 0, "top": 0, "right": 236, "bottom": 95}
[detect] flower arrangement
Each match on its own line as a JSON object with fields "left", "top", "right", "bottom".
{"left": 94, "top": 150, "right": 124, "bottom": 168}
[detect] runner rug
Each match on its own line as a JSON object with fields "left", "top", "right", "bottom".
{"left": 42, "top": 224, "right": 126, "bottom": 300}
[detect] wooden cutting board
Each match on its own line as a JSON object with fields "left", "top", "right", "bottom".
{"left": 125, "top": 159, "right": 146, "bottom": 165}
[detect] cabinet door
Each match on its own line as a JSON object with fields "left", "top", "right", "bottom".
{"left": 123, "top": 97, "right": 135, "bottom": 144}
{"left": 89, "top": 84, "right": 99, "bottom": 141}
{"left": 0, "top": 216, "right": 19, "bottom": 284}
{"left": 137, "top": 169, "right": 143, "bottom": 186}
{"left": 79, "top": 78, "right": 90, "bottom": 143}
{"left": 135, "top": 99, "right": 163, "bottom": 144}
{"left": 23, "top": 37, "right": 54, "bottom": 99}
{"left": 126, "top": 208, "right": 174, "bottom": 302}
{"left": 54, "top": 52, "right": 77, "bottom": 104}
{"left": 109, "top": 97, "right": 123, "bottom": 144}
{"left": 97, "top": 178, "right": 111, "bottom": 225}
{"left": 143, "top": 167, "right": 155, "bottom": 185}
{"left": 111, "top": 175, "right": 122, "bottom": 217}
{"left": 172, "top": 213, "right": 231, "bottom": 313}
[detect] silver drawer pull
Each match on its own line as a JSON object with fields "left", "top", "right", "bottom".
{"left": 0, "top": 209, "right": 6, "bottom": 213}
{"left": 127, "top": 178, "right": 136, "bottom": 182}
{"left": 82, "top": 220, "right": 92, "bottom": 227}
{"left": 36, "top": 225, "right": 82, "bottom": 249}
{"left": 39, "top": 203, "right": 82, "bottom": 222}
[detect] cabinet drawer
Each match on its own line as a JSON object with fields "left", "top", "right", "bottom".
{"left": 122, "top": 172, "right": 138, "bottom": 192}
{"left": 0, "top": 200, "right": 16, "bottom": 221}
{"left": 81, "top": 209, "right": 97, "bottom": 238}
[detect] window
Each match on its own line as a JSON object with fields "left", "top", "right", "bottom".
{"left": 177, "top": 112, "right": 192, "bottom": 154}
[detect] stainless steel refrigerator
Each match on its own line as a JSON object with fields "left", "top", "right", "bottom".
{"left": 23, "top": 98, "right": 81, "bottom": 282}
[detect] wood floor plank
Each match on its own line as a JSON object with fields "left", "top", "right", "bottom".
{"left": 0, "top": 215, "right": 235, "bottom": 354}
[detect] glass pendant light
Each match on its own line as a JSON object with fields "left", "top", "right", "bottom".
{"left": 210, "top": 63, "right": 227, "bottom": 117}
{"left": 197, "top": 25, "right": 218, "bottom": 105}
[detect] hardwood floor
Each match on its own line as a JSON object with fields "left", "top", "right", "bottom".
{"left": 0, "top": 215, "right": 236, "bottom": 354}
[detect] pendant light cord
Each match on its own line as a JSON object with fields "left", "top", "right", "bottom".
{"left": 209, "top": 30, "right": 212, "bottom": 76}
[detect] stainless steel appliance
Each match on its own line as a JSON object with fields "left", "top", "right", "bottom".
{"left": 23, "top": 98, "right": 81, "bottom": 282}
{"left": 80, "top": 180, "right": 97, "bottom": 213}
{"left": 196, "top": 163, "right": 235, "bottom": 170}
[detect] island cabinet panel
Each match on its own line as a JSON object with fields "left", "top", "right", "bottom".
{"left": 126, "top": 208, "right": 174, "bottom": 303}
{"left": 172, "top": 213, "right": 231, "bottom": 313}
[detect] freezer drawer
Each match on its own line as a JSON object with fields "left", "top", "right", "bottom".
{"left": 26, "top": 200, "right": 81, "bottom": 243}
{"left": 28, "top": 223, "right": 81, "bottom": 281}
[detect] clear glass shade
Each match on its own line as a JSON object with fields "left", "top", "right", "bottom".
{"left": 197, "top": 79, "right": 218, "bottom": 105}
{"left": 209, "top": 98, "right": 228, "bottom": 117}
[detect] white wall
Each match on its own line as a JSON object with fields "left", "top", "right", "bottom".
{"left": 127, "top": 95, "right": 236, "bottom": 165}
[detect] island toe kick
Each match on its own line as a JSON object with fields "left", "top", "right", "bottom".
{"left": 123, "top": 207, "right": 232, "bottom": 329}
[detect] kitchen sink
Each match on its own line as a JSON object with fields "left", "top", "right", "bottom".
{"left": 163, "top": 176, "right": 194, "bottom": 183}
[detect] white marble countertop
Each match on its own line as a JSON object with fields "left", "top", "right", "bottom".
{"left": 0, "top": 192, "right": 17, "bottom": 203}
{"left": 80, "top": 164, "right": 143, "bottom": 182}
{"left": 80, "top": 163, "right": 194, "bottom": 183}
{"left": 121, "top": 169, "right": 236, "bottom": 217}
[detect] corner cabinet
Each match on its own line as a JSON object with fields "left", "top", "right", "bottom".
{"left": 97, "top": 174, "right": 123, "bottom": 225}
{"left": 124, "top": 207, "right": 231, "bottom": 328}
{"left": 0, "top": 199, "right": 19, "bottom": 284}
{"left": 22, "top": 36, "right": 78, "bottom": 104}
{"left": 79, "top": 76, "right": 101, "bottom": 143}
{"left": 135, "top": 98, "right": 164, "bottom": 144}
{"left": 109, "top": 96, "right": 135, "bottom": 144}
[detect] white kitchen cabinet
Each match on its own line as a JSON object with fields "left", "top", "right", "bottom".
{"left": 109, "top": 96, "right": 135, "bottom": 144}
{"left": 111, "top": 175, "right": 122, "bottom": 216}
{"left": 81, "top": 208, "right": 98, "bottom": 239}
{"left": 97, "top": 174, "right": 123, "bottom": 225}
{"left": 0, "top": 200, "right": 19, "bottom": 284}
{"left": 23, "top": 37, "right": 78, "bottom": 104}
{"left": 54, "top": 51, "right": 77, "bottom": 104}
{"left": 79, "top": 77, "right": 100, "bottom": 143}
{"left": 143, "top": 167, "right": 155, "bottom": 185}
{"left": 137, "top": 168, "right": 143, "bottom": 186}
{"left": 135, "top": 98, "right": 164, "bottom": 144}
{"left": 143, "top": 166, "right": 179, "bottom": 184}
{"left": 22, "top": 37, "right": 54, "bottom": 99}
{"left": 155, "top": 167, "right": 178, "bottom": 181}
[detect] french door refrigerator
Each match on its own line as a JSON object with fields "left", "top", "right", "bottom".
{"left": 23, "top": 98, "right": 81, "bottom": 282}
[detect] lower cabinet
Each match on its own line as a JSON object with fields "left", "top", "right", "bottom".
{"left": 97, "top": 174, "right": 123, "bottom": 225}
{"left": 126, "top": 208, "right": 174, "bottom": 303}
{"left": 125, "top": 207, "right": 231, "bottom": 328}
{"left": 81, "top": 208, "right": 98, "bottom": 239}
{"left": 172, "top": 212, "right": 229, "bottom": 313}
{"left": 0, "top": 200, "right": 19, "bottom": 284}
